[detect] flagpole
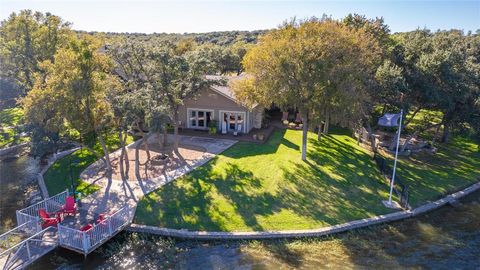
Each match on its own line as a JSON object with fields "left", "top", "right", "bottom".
{"left": 388, "top": 109, "right": 403, "bottom": 205}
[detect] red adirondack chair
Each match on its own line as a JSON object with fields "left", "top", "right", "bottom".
{"left": 61, "top": 196, "right": 77, "bottom": 216}
{"left": 96, "top": 214, "right": 106, "bottom": 224}
{"left": 80, "top": 223, "right": 93, "bottom": 232}
{"left": 38, "top": 209, "right": 60, "bottom": 229}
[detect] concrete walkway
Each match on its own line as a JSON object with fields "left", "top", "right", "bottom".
{"left": 76, "top": 135, "right": 237, "bottom": 225}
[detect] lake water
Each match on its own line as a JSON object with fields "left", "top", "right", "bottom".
{"left": 1, "top": 150, "right": 479, "bottom": 269}
{"left": 0, "top": 147, "right": 40, "bottom": 231}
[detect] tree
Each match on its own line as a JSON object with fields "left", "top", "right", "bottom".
{"left": 156, "top": 44, "right": 216, "bottom": 151}
{"left": 380, "top": 30, "right": 480, "bottom": 143}
{"left": 233, "top": 18, "right": 381, "bottom": 161}
{"left": 0, "top": 10, "right": 72, "bottom": 95}
{"left": 23, "top": 35, "right": 120, "bottom": 173}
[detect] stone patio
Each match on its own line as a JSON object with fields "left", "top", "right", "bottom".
{"left": 76, "top": 135, "right": 237, "bottom": 221}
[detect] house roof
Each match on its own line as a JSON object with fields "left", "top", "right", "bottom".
{"left": 206, "top": 74, "right": 247, "bottom": 104}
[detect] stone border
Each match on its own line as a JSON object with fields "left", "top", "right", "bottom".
{"left": 127, "top": 180, "right": 480, "bottom": 240}
{"left": 0, "top": 142, "right": 28, "bottom": 156}
{"left": 37, "top": 147, "right": 81, "bottom": 198}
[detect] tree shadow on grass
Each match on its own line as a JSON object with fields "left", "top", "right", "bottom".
{"left": 276, "top": 134, "right": 391, "bottom": 226}
{"left": 221, "top": 129, "right": 298, "bottom": 159}
{"left": 205, "top": 163, "right": 278, "bottom": 231}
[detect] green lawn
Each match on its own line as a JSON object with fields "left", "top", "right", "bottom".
{"left": 391, "top": 136, "right": 480, "bottom": 207}
{"left": 44, "top": 148, "right": 101, "bottom": 196}
{"left": 0, "top": 107, "right": 23, "bottom": 127}
{"left": 0, "top": 108, "right": 26, "bottom": 147}
{"left": 135, "top": 128, "right": 395, "bottom": 231}
{"left": 44, "top": 134, "right": 133, "bottom": 196}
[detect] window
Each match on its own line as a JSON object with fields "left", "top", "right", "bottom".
{"left": 188, "top": 109, "right": 213, "bottom": 129}
{"left": 198, "top": 111, "right": 205, "bottom": 127}
{"left": 190, "top": 110, "right": 197, "bottom": 127}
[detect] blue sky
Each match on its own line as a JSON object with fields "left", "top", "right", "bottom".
{"left": 1, "top": 1, "right": 479, "bottom": 34}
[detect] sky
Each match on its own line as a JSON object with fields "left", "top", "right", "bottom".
{"left": 1, "top": 0, "right": 479, "bottom": 34}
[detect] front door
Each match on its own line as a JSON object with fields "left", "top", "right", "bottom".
{"left": 222, "top": 112, "right": 245, "bottom": 133}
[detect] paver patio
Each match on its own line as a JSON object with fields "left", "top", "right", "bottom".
{"left": 76, "top": 135, "right": 237, "bottom": 222}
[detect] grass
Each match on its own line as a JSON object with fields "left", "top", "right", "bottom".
{"left": 387, "top": 136, "right": 480, "bottom": 207}
{"left": 44, "top": 148, "right": 101, "bottom": 196}
{"left": 135, "top": 128, "right": 394, "bottom": 231}
{"left": 43, "top": 133, "right": 133, "bottom": 196}
{"left": 0, "top": 107, "right": 26, "bottom": 147}
{"left": 0, "top": 107, "right": 23, "bottom": 127}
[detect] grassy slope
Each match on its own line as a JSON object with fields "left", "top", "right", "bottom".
{"left": 393, "top": 136, "right": 480, "bottom": 207}
{"left": 135, "top": 128, "right": 394, "bottom": 231}
{"left": 44, "top": 134, "right": 133, "bottom": 196}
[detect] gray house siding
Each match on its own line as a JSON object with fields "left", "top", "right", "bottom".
{"left": 178, "top": 87, "right": 257, "bottom": 133}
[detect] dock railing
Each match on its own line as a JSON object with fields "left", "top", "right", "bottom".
{"left": 0, "top": 226, "right": 57, "bottom": 270}
{"left": 58, "top": 205, "right": 133, "bottom": 254}
{"left": 0, "top": 221, "right": 41, "bottom": 255}
{"left": 16, "top": 190, "right": 69, "bottom": 227}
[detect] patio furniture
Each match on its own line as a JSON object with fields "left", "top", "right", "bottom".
{"left": 96, "top": 214, "right": 106, "bottom": 224}
{"left": 38, "top": 209, "right": 61, "bottom": 229}
{"left": 61, "top": 196, "right": 77, "bottom": 217}
{"left": 80, "top": 223, "right": 94, "bottom": 233}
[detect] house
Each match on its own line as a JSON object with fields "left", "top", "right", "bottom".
{"left": 178, "top": 75, "right": 263, "bottom": 134}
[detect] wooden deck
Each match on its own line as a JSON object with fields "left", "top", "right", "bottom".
{"left": 1, "top": 191, "right": 134, "bottom": 270}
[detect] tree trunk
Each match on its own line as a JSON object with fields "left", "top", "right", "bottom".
{"left": 317, "top": 124, "right": 322, "bottom": 141}
{"left": 97, "top": 133, "right": 112, "bottom": 175}
{"left": 323, "top": 109, "right": 330, "bottom": 135}
{"left": 301, "top": 112, "right": 308, "bottom": 161}
{"left": 134, "top": 137, "right": 143, "bottom": 181}
{"left": 173, "top": 112, "right": 180, "bottom": 152}
{"left": 403, "top": 107, "right": 422, "bottom": 129}
{"left": 381, "top": 103, "right": 387, "bottom": 115}
{"left": 441, "top": 124, "right": 450, "bottom": 143}
{"left": 356, "top": 128, "right": 361, "bottom": 145}
{"left": 118, "top": 130, "right": 126, "bottom": 181}
{"left": 123, "top": 131, "right": 130, "bottom": 178}
{"left": 431, "top": 123, "right": 441, "bottom": 146}
{"left": 163, "top": 127, "right": 168, "bottom": 146}
{"left": 366, "top": 123, "right": 377, "bottom": 153}
{"left": 143, "top": 132, "right": 151, "bottom": 161}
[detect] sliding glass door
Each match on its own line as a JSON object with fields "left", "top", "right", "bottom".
{"left": 188, "top": 109, "right": 212, "bottom": 129}
{"left": 221, "top": 111, "right": 245, "bottom": 133}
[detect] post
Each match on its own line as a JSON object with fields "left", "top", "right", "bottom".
{"left": 388, "top": 109, "right": 403, "bottom": 205}
{"left": 82, "top": 231, "right": 89, "bottom": 253}
{"left": 108, "top": 216, "right": 113, "bottom": 235}
{"left": 16, "top": 210, "right": 21, "bottom": 226}
{"left": 26, "top": 241, "right": 31, "bottom": 259}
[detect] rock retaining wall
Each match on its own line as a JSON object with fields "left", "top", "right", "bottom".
{"left": 0, "top": 142, "right": 28, "bottom": 156}
{"left": 37, "top": 147, "right": 80, "bottom": 198}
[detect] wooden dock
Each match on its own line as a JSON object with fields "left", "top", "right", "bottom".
{"left": 1, "top": 191, "right": 134, "bottom": 270}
